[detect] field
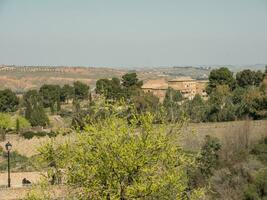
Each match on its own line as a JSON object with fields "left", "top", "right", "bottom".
{"left": 1, "top": 119, "right": 266, "bottom": 158}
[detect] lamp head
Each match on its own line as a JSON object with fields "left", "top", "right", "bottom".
{"left": 5, "top": 141, "right": 12, "bottom": 151}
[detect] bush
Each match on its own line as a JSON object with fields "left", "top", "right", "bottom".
{"left": 198, "top": 135, "right": 221, "bottom": 178}
{"left": 21, "top": 131, "right": 57, "bottom": 139}
{"left": 251, "top": 136, "right": 267, "bottom": 164}
{"left": 0, "top": 151, "right": 34, "bottom": 172}
{"left": 243, "top": 168, "right": 267, "bottom": 200}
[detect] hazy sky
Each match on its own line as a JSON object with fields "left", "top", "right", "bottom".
{"left": 0, "top": 0, "right": 267, "bottom": 67}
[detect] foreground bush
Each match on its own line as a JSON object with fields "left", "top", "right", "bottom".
{"left": 36, "top": 112, "right": 204, "bottom": 199}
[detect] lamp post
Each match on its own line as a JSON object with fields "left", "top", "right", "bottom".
{"left": 5, "top": 141, "right": 12, "bottom": 188}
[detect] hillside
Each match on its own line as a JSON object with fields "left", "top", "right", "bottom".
{"left": 0, "top": 65, "right": 211, "bottom": 92}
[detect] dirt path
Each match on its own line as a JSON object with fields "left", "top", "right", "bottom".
{"left": 0, "top": 172, "right": 43, "bottom": 188}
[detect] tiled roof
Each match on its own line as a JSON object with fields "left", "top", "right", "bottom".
{"left": 168, "top": 76, "right": 194, "bottom": 82}
{"left": 142, "top": 79, "right": 168, "bottom": 89}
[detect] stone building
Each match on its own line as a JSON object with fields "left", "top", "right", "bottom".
{"left": 141, "top": 79, "right": 168, "bottom": 102}
{"left": 142, "top": 77, "right": 208, "bottom": 102}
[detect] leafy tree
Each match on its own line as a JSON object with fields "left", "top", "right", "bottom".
{"left": 122, "top": 72, "right": 142, "bottom": 88}
{"left": 73, "top": 81, "right": 89, "bottom": 100}
{"left": 0, "top": 113, "right": 13, "bottom": 140}
{"left": 236, "top": 69, "right": 264, "bottom": 88}
{"left": 235, "top": 87, "right": 263, "bottom": 119}
{"left": 122, "top": 73, "right": 143, "bottom": 99}
{"left": 163, "top": 87, "right": 183, "bottom": 106}
{"left": 16, "top": 116, "right": 31, "bottom": 133}
{"left": 207, "top": 67, "right": 236, "bottom": 94}
{"left": 184, "top": 94, "right": 207, "bottom": 122}
{"left": 95, "top": 78, "right": 110, "bottom": 95}
{"left": 163, "top": 88, "right": 183, "bottom": 122}
{"left": 60, "top": 84, "right": 74, "bottom": 103}
{"left": 205, "top": 85, "right": 236, "bottom": 122}
{"left": 23, "top": 90, "right": 49, "bottom": 127}
{"left": 0, "top": 89, "right": 19, "bottom": 112}
{"left": 254, "top": 70, "right": 264, "bottom": 86}
{"left": 96, "top": 78, "right": 122, "bottom": 100}
{"left": 198, "top": 135, "right": 221, "bottom": 178}
{"left": 132, "top": 91, "right": 160, "bottom": 113}
{"left": 189, "top": 135, "right": 221, "bottom": 189}
{"left": 39, "top": 84, "right": 61, "bottom": 114}
{"left": 37, "top": 111, "right": 204, "bottom": 199}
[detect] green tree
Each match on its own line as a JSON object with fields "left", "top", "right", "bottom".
{"left": 207, "top": 67, "right": 236, "bottom": 94}
{"left": 73, "top": 81, "right": 89, "bottom": 100}
{"left": 96, "top": 78, "right": 122, "bottom": 100}
{"left": 205, "top": 85, "right": 236, "bottom": 122}
{"left": 23, "top": 90, "right": 49, "bottom": 127}
{"left": 37, "top": 111, "right": 204, "bottom": 199}
{"left": 163, "top": 88, "right": 184, "bottom": 122}
{"left": 60, "top": 84, "right": 74, "bottom": 103}
{"left": 198, "top": 135, "right": 221, "bottom": 178}
{"left": 132, "top": 91, "right": 160, "bottom": 113}
{"left": 122, "top": 72, "right": 142, "bottom": 88}
{"left": 0, "top": 89, "right": 19, "bottom": 112}
{"left": 236, "top": 69, "right": 264, "bottom": 88}
{"left": 0, "top": 113, "right": 13, "bottom": 140}
{"left": 234, "top": 87, "right": 264, "bottom": 119}
{"left": 163, "top": 87, "right": 183, "bottom": 106}
{"left": 95, "top": 78, "right": 110, "bottom": 95}
{"left": 16, "top": 116, "right": 31, "bottom": 133}
{"left": 39, "top": 84, "right": 61, "bottom": 114}
{"left": 188, "top": 135, "right": 221, "bottom": 189}
{"left": 121, "top": 73, "right": 143, "bottom": 99}
{"left": 184, "top": 94, "right": 207, "bottom": 122}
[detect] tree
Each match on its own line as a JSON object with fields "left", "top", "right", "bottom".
{"left": 184, "top": 94, "right": 207, "bottom": 122}
{"left": 39, "top": 84, "right": 61, "bottom": 114}
{"left": 207, "top": 67, "right": 236, "bottom": 94}
{"left": 163, "top": 87, "right": 183, "bottom": 106}
{"left": 235, "top": 87, "right": 265, "bottom": 119}
{"left": 163, "top": 88, "right": 183, "bottom": 122}
{"left": 236, "top": 69, "right": 264, "bottom": 88}
{"left": 0, "top": 89, "right": 19, "bottom": 112}
{"left": 188, "top": 135, "right": 221, "bottom": 188}
{"left": 37, "top": 111, "right": 204, "bottom": 199}
{"left": 122, "top": 73, "right": 143, "bottom": 99}
{"left": 95, "top": 78, "right": 110, "bottom": 95}
{"left": 60, "top": 84, "right": 74, "bottom": 103}
{"left": 205, "top": 85, "right": 236, "bottom": 122}
{"left": 73, "top": 81, "right": 89, "bottom": 101}
{"left": 132, "top": 91, "right": 160, "bottom": 113}
{"left": 16, "top": 116, "right": 31, "bottom": 133}
{"left": 122, "top": 72, "right": 142, "bottom": 88}
{"left": 96, "top": 78, "right": 122, "bottom": 100}
{"left": 23, "top": 90, "right": 49, "bottom": 127}
{"left": 0, "top": 113, "right": 13, "bottom": 140}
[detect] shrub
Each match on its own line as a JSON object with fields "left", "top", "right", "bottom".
{"left": 243, "top": 168, "right": 267, "bottom": 200}
{"left": 251, "top": 136, "right": 267, "bottom": 164}
{"left": 21, "top": 131, "right": 57, "bottom": 140}
{"left": 37, "top": 112, "right": 205, "bottom": 199}
{"left": 198, "top": 135, "right": 222, "bottom": 178}
{"left": 0, "top": 151, "right": 34, "bottom": 172}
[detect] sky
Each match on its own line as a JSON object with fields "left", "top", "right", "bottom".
{"left": 0, "top": 0, "right": 267, "bottom": 67}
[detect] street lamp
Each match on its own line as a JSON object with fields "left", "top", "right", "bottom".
{"left": 5, "top": 141, "right": 12, "bottom": 187}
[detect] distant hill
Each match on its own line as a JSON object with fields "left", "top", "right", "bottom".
{"left": 0, "top": 64, "right": 265, "bottom": 92}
